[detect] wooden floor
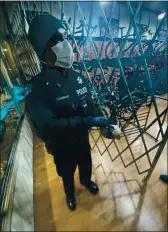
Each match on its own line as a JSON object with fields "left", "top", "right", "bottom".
{"left": 33, "top": 98, "right": 167, "bottom": 231}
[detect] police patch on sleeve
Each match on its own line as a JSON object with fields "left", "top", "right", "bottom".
{"left": 77, "top": 76, "right": 83, "bottom": 85}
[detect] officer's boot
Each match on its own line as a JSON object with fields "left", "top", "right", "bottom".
{"left": 66, "top": 194, "right": 76, "bottom": 211}
{"left": 81, "top": 180, "right": 99, "bottom": 195}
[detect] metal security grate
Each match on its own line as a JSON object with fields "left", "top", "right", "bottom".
{"left": 7, "top": 1, "right": 168, "bottom": 181}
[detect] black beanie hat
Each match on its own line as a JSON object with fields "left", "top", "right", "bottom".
{"left": 28, "top": 15, "right": 65, "bottom": 58}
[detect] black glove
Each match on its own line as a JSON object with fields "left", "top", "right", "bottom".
{"left": 90, "top": 116, "right": 117, "bottom": 128}
{"left": 69, "top": 116, "right": 117, "bottom": 129}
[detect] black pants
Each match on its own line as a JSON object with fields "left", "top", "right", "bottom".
{"left": 53, "top": 146, "right": 92, "bottom": 197}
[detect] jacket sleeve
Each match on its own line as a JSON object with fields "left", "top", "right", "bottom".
{"left": 25, "top": 92, "right": 92, "bottom": 132}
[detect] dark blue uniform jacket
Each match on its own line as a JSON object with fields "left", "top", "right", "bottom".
{"left": 25, "top": 66, "right": 96, "bottom": 152}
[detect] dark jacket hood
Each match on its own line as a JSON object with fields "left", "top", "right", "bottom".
{"left": 28, "top": 15, "right": 64, "bottom": 58}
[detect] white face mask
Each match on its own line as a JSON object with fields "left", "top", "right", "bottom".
{"left": 51, "top": 40, "right": 74, "bottom": 68}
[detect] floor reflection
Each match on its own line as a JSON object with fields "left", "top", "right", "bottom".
{"left": 33, "top": 135, "right": 167, "bottom": 231}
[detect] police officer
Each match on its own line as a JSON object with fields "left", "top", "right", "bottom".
{"left": 26, "top": 15, "right": 120, "bottom": 211}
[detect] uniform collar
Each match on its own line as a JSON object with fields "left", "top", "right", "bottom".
{"left": 41, "top": 63, "right": 70, "bottom": 77}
